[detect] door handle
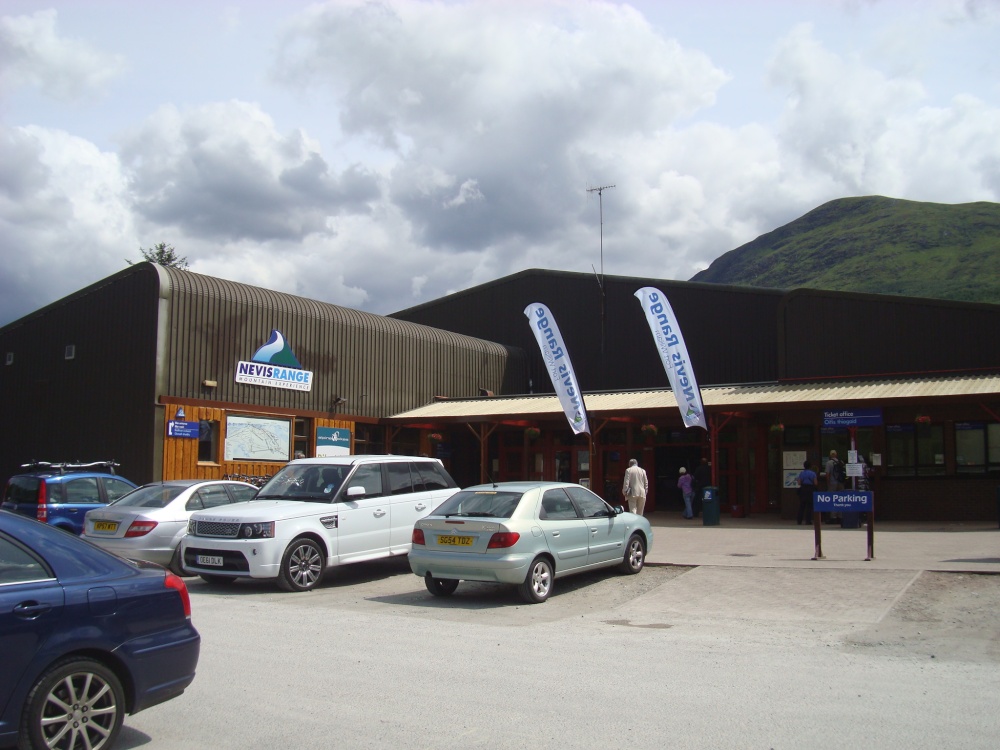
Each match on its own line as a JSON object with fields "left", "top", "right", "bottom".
{"left": 374, "top": 509, "right": 387, "bottom": 518}
{"left": 415, "top": 504, "right": 426, "bottom": 511}
{"left": 14, "top": 601, "right": 52, "bottom": 619}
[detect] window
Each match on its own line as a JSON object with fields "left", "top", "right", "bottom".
{"left": 387, "top": 462, "right": 413, "bottom": 495}
{"left": 565, "top": 486, "right": 610, "bottom": 518}
{"left": 887, "top": 423, "right": 945, "bottom": 477}
{"left": 0, "top": 536, "right": 50, "bottom": 585}
{"left": 227, "top": 484, "right": 258, "bottom": 503}
{"left": 413, "top": 462, "right": 455, "bottom": 491}
{"left": 955, "top": 422, "right": 1000, "bottom": 474}
{"left": 541, "top": 489, "right": 579, "bottom": 520}
{"left": 64, "top": 477, "right": 101, "bottom": 504}
{"left": 197, "top": 485, "right": 234, "bottom": 509}
{"left": 353, "top": 424, "right": 385, "bottom": 455}
{"left": 104, "top": 477, "right": 135, "bottom": 502}
{"left": 346, "top": 464, "right": 384, "bottom": 497}
{"left": 199, "top": 420, "right": 219, "bottom": 463}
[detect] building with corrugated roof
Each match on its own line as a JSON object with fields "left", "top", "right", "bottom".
{"left": 2, "top": 264, "right": 998, "bottom": 522}
{"left": 390, "top": 270, "right": 1000, "bottom": 522}
{"left": 0, "top": 263, "right": 524, "bottom": 489}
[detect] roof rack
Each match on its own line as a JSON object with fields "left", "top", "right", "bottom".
{"left": 20, "top": 460, "right": 121, "bottom": 476}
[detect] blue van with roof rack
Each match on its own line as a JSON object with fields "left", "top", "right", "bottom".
{"left": 1, "top": 461, "right": 137, "bottom": 535}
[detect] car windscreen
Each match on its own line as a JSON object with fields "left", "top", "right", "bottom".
{"left": 110, "top": 484, "right": 186, "bottom": 508}
{"left": 255, "top": 464, "right": 348, "bottom": 502}
{"left": 432, "top": 490, "right": 524, "bottom": 519}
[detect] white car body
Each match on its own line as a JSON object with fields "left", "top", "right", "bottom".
{"left": 180, "top": 456, "right": 459, "bottom": 591}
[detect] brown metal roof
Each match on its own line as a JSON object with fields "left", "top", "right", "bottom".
{"left": 385, "top": 373, "right": 1000, "bottom": 423}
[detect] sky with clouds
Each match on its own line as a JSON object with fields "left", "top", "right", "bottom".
{"left": 1, "top": 0, "right": 998, "bottom": 327}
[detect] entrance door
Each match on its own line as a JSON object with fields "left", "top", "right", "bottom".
{"left": 653, "top": 445, "right": 703, "bottom": 513}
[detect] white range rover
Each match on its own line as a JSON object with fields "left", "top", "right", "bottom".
{"left": 180, "top": 456, "right": 459, "bottom": 591}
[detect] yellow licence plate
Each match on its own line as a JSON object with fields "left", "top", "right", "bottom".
{"left": 438, "top": 535, "right": 473, "bottom": 547}
{"left": 93, "top": 521, "right": 119, "bottom": 532}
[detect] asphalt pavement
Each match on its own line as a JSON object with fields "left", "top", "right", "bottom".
{"left": 634, "top": 512, "right": 999, "bottom": 629}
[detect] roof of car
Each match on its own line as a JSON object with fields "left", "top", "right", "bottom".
{"left": 290, "top": 455, "right": 442, "bottom": 466}
{"left": 460, "top": 481, "right": 582, "bottom": 492}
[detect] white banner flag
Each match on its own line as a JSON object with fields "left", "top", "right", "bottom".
{"left": 523, "top": 303, "right": 590, "bottom": 435}
{"left": 634, "top": 287, "right": 707, "bottom": 430}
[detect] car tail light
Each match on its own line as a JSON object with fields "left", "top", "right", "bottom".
{"left": 411, "top": 528, "right": 425, "bottom": 546}
{"left": 164, "top": 571, "right": 192, "bottom": 618}
{"left": 125, "top": 520, "right": 158, "bottom": 537}
{"left": 487, "top": 532, "right": 520, "bottom": 549}
{"left": 36, "top": 480, "right": 48, "bottom": 523}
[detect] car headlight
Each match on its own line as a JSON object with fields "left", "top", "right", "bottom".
{"left": 238, "top": 521, "right": 275, "bottom": 539}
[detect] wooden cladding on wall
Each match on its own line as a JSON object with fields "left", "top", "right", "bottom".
{"left": 161, "top": 403, "right": 354, "bottom": 481}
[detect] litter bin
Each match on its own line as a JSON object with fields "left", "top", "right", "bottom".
{"left": 840, "top": 511, "right": 860, "bottom": 529}
{"left": 702, "top": 487, "right": 720, "bottom": 526}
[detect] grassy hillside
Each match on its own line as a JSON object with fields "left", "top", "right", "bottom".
{"left": 689, "top": 196, "right": 1000, "bottom": 305}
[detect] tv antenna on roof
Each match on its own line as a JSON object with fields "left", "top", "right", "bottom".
{"left": 587, "top": 183, "right": 615, "bottom": 387}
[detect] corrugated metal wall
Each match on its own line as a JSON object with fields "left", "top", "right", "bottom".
{"left": 780, "top": 289, "right": 1000, "bottom": 379}
{"left": 391, "top": 269, "right": 1000, "bottom": 389}
{"left": 157, "top": 266, "right": 526, "bottom": 416}
{"left": 390, "top": 270, "right": 783, "bottom": 390}
{"left": 0, "top": 266, "right": 161, "bottom": 485}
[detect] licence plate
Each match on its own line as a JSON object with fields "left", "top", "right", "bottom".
{"left": 437, "top": 535, "right": 473, "bottom": 547}
{"left": 197, "top": 554, "right": 224, "bottom": 567}
{"left": 93, "top": 521, "right": 118, "bottom": 532}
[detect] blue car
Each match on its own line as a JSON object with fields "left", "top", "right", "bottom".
{"left": 0, "top": 509, "right": 200, "bottom": 750}
{"left": 1, "top": 461, "right": 137, "bottom": 536}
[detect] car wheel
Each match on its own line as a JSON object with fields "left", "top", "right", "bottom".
{"left": 518, "top": 557, "right": 553, "bottom": 603}
{"left": 425, "top": 573, "right": 459, "bottom": 597}
{"left": 199, "top": 573, "right": 238, "bottom": 585}
{"left": 277, "top": 538, "right": 324, "bottom": 592}
{"left": 620, "top": 533, "right": 645, "bottom": 574}
{"left": 168, "top": 546, "right": 186, "bottom": 576}
{"left": 19, "top": 657, "right": 124, "bottom": 750}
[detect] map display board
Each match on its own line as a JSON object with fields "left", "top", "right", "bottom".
{"left": 224, "top": 415, "right": 291, "bottom": 462}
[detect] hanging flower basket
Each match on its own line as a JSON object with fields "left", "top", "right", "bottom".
{"left": 915, "top": 415, "right": 931, "bottom": 424}
{"left": 524, "top": 427, "right": 541, "bottom": 440}
{"left": 769, "top": 423, "right": 785, "bottom": 433}
{"left": 640, "top": 424, "right": 658, "bottom": 438}
{"left": 428, "top": 432, "right": 443, "bottom": 443}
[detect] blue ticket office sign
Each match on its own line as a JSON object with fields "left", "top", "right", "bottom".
{"left": 167, "top": 420, "right": 199, "bottom": 438}
{"left": 811, "top": 490, "right": 875, "bottom": 561}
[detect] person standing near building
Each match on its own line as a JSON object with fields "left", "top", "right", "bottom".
{"left": 796, "top": 460, "right": 818, "bottom": 525}
{"left": 692, "top": 457, "right": 711, "bottom": 518}
{"left": 677, "top": 467, "right": 695, "bottom": 519}
{"left": 622, "top": 458, "right": 648, "bottom": 516}
{"left": 824, "top": 449, "right": 845, "bottom": 523}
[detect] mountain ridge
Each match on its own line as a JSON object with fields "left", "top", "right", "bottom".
{"left": 689, "top": 196, "right": 1000, "bottom": 305}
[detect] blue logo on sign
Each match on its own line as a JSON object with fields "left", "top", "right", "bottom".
{"left": 252, "top": 330, "right": 302, "bottom": 369}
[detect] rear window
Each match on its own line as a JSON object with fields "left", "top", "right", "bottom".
{"left": 433, "top": 490, "right": 524, "bottom": 519}
{"left": 111, "top": 484, "right": 185, "bottom": 509}
{"left": 3, "top": 477, "right": 41, "bottom": 505}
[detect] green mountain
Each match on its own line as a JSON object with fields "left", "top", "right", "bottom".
{"left": 689, "top": 196, "right": 1000, "bottom": 305}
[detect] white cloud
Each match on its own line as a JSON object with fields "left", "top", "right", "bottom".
{"left": 0, "top": 9, "right": 124, "bottom": 101}
{"left": 1, "top": 0, "right": 998, "bottom": 327}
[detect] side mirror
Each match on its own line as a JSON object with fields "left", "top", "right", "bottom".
{"left": 346, "top": 485, "right": 366, "bottom": 498}
{"left": 612, "top": 505, "right": 624, "bottom": 515}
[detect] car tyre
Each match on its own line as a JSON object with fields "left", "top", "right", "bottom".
{"left": 168, "top": 545, "right": 186, "bottom": 576}
{"left": 518, "top": 556, "right": 553, "bottom": 603}
{"left": 278, "top": 538, "right": 324, "bottom": 592}
{"left": 199, "top": 573, "right": 238, "bottom": 585}
{"left": 425, "top": 573, "right": 459, "bottom": 597}
{"left": 19, "top": 657, "right": 124, "bottom": 750}
{"left": 620, "top": 533, "right": 645, "bottom": 575}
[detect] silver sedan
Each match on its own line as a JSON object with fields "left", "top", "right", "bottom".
{"left": 83, "top": 479, "right": 258, "bottom": 573}
{"left": 409, "top": 480, "right": 652, "bottom": 603}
